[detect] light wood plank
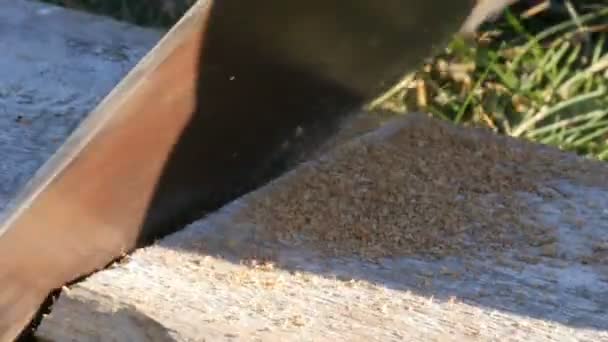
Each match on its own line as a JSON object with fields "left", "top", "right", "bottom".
{"left": 38, "top": 114, "right": 608, "bottom": 341}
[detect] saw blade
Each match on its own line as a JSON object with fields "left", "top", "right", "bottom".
{"left": 0, "top": 0, "right": 504, "bottom": 339}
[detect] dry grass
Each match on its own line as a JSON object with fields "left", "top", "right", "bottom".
{"left": 40, "top": 1, "right": 608, "bottom": 161}
{"left": 371, "top": 1, "right": 608, "bottom": 160}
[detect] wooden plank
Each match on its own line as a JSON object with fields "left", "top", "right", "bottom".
{"left": 37, "top": 114, "right": 608, "bottom": 341}
{"left": 0, "top": 0, "right": 480, "bottom": 339}
{"left": 0, "top": 1, "right": 161, "bottom": 340}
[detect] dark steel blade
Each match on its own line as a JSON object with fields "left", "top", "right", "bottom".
{"left": 0, "top": 0, "right": 480, "bottom": 339}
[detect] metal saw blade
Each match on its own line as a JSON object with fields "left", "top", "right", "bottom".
{"left": 0, "top": 0, "right": 495, "bottom": 339}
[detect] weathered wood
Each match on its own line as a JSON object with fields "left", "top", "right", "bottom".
{"left": 1, "top": 0, "right": 480, "bottom": 339}
{"left": 37, "top": 114, "right": 608, "bottom": 341}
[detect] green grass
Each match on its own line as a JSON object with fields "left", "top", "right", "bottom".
{"left": 41, "top": 0, "right": 608, "bottom": 161}
{"left": 373, "top": 2, "right": 608, "bottom": 161}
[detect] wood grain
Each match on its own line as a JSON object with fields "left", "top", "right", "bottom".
{"left": 37, "top": 114, "right": 608, "bottom": 341}
{"left": 0, "top": 0, "right": 506, "bottom": 339}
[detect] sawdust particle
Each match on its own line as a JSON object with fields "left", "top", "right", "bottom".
{"left": 232, "top": 114, "right": 608, "bottom": 262}
{"left": 540, "top": 243, "right": 559, "bottom": 258}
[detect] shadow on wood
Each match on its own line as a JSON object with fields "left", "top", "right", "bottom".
{"left": 137, "top": 0, "right": 477, "bottom": 244}
{"left": 0, "top": 0, "right": 476, "bottom": 340}
{"left": 36, "top": 114, "right": 608, "bottom": 340}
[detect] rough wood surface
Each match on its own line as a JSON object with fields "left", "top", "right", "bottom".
{"left": 37, "top": 114, "right": 608, "bottom": 341}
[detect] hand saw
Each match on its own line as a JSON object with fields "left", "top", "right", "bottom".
{"left": 0, "top": 0, "right": 514, "bottom": 340}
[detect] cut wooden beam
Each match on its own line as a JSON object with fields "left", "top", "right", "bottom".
{"left": 37, "top": 114, "right": 608, "bottom": 341}
{"left": 0, "top": 0, "right": 512, "bottom": 339}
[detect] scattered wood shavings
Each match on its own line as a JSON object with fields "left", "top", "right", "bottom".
{"left": 238, "top": 114, "right": 608, "bottom": 260}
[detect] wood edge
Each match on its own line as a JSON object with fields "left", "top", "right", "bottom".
{"left": 36, "top": 287, "right": 179, "bottom": 341}
{"left": 34, "top": 111, "right": 608, "bottom": 341}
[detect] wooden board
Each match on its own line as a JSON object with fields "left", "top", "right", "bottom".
{"left": 0, "top": 0, "right": 482, "bottom": 339}
{"left": 37, "top": 114, "right": 608, "bottom": 341}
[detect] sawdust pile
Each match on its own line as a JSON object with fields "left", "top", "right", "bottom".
{"left": 239, "top": 114, "right": 604, "bottom": 259}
